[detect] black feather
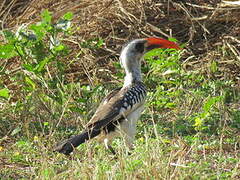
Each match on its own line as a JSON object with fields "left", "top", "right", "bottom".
{"left": 53, "top": 128, "right": 101, "bottom": 155}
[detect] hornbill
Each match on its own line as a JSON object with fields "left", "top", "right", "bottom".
{"left": 54, "top": 37, "right": 180, "bottom": 155}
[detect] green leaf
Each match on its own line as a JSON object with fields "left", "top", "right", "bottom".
{"left": 0, "top": 44, "right": 17, "bottom": 59}
{"left": 144, "top": 49, "right": 163, "bottom": 59}
{"left": 25, "top": 76, "right": 36, "bottom": 90}
{"left": 22, "top": 64, "right": 34, "bottom": 72}
{"left": 193, "top": 112, "right": 209, "bottom": 130}
{"left": 35, "top": 57, "right": 50, "bottom": 72}
{"left": 168, "top": 37, "right": 177, "bottom": 42}
{"left": 194, "top": 117, "right": 203, "bottom": 128}
{"left": 0, "top": 88, "right": 10, "bottom": 98}
{"left": 15, "top": 140, "right": 30, "bottom": 148}
{"left": 63, "top": 12, "right": 73, "bottom": 20}
{"left": 77, "top": 98, "right": 87, "bottom": 103}
{"left": 43, "top": 122, "right": 49, "bottom": 126}
{"left": 29, "top": 24, "right": 45, "bottom": 40}
{"left": 210, "top": 61, "right": 218, "bottom": 73}
{"left": 203, "top": 96, "right": 222, "bottom": 112}
{"left": 96, "top": 38, "right": 104, "bottom": 48}
{"left": 165, "top": 102, "right": 176, "bottom": 108}
{"left": 2, "top": 30, "right": 16, "bottom": 42}
{"left": 41, "top": 10, "right": 52, "bottom": 24}
{"left": 31, "top": 42, "right": 45, "bottom": 61}
{"left": 53, "top": 44, "right": 65, "bottom": 52}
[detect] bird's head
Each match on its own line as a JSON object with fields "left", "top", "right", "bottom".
{"left": 120, "top": 37, "right": 181, "bottom": 70}
{"left": 120, "top": 37, "right": 181, "bottom": 85}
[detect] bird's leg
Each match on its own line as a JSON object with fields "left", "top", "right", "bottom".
{"left": 118, "top": 119, "right": 137, "bottom": 155}
{"left": 125, "top": 135, "right": 135, "bottom": 150}
{"left": 108, "top": 145, "right": 116, "bottom": 155}
{"left": 103, "top": 138, "right": 116, "bottom": 155}
{"left": 123, "top": 129, "right": 136, "bottom": 155}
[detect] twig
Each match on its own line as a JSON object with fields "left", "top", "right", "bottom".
{"left": 186, "top": 2, "right": 240, "bottom": 10}
{"left": 1, "top": 0, "right": 17, "bottom": 29}
{"left": 146, "top": 23, "right": 170, "bottom": 38}
{"left": 226, "top": 42, "right": 240, "bottom": 63}
{"left": 0, "top": 0, "right": 7, "bottom": 17}
{"left": 116, "top": 0, "right": 139, "bottom": 23}
{"left": 170, "top": 163, "right": 189, "bottom": 168}
{"left": 174, "top": 2, "right": 210, "bottom": 34}
{"left": 224, "top": 36, "right": 240, "bottom": 44}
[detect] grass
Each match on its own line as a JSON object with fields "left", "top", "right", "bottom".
{"left": 1, "top": 2, "right": 240, "bottom": 180}
{"left": 1, "top": 129, "right": 239, "bottom": 179}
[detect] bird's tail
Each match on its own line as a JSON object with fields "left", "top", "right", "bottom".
{"left": 54, "top": 128, "right": 101, "bottom": 155}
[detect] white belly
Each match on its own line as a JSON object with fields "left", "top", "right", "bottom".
{"left": 103, "top": 105, "right": 145, "bottom": 149}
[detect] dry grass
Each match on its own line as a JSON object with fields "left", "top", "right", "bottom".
{"left": 1, "top": 0, "right": 240, "bottom": 84}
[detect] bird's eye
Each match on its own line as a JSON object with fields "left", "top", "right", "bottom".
{"left": 135, "top": 42, "right": 145, "bottom": 53}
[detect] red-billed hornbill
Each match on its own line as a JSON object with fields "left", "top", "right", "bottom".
{"left": 54, "top": 37, "right": 180, "bottom": 155}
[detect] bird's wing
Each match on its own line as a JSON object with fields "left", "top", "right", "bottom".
{"left": 86, "top": 84, "right": 146, "bottom": 130}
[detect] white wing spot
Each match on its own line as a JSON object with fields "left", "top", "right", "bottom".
{"left": 103, "top": 99, "right": 108, "bottom": 105}
{"left": 132, "top": 97, "right": 135, "bottom": 104}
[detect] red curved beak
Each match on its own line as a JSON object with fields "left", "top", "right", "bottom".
{"left": 146, "top": 37, "right": 181, "bottom": 51}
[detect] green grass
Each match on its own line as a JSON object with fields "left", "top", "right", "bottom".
{"left": 1, "top": 131, "right": 239, "bottom": 179}
{"left": 0, "top": 10, "right": 240, "bottom": 179}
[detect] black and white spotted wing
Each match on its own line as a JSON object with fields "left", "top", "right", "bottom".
{"left": 86, "top": 81, "right": 147, "bottom": 131}
{"left": 121, "top": 82, "right": 147, "bottom": 110}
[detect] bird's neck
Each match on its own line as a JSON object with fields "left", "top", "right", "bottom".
{"left": 123, "top": 64, "right": 142, "bottom": 87}
{"left": 120, "top": 47, "right": 143, "bottom": 87}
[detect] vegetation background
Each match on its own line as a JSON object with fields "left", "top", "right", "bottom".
{"left": 0, "top": 0, "right": 240, "bottom": 179}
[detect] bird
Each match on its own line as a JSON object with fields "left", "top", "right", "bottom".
{"left": 54, "top": 37, "right": 180, "bottom": 155}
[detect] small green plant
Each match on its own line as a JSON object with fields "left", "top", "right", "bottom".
{"left": 193, "top": 96, "right": 223, "bottom": 131}
{"left": 1, "top": 10, "right": 73, "bottom": 101}
{"left": 0, "top": 10, "right": 105, "bottom": 139}
{"left": 143, "top": 40, "right": 239, "bottom": 137}
{"left": 0, "top": 10, "right": 75, "bottom": 137}
{"left": 144, "top": 47, "right": 182, "bottom": 110}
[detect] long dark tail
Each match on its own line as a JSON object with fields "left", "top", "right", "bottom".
{"left": 54, "top": 128, "right": 101, "bottom": 155}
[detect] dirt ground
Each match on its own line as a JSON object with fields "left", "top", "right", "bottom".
{"left": 1, "top": 0, "right": 240, "bottom": 85}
